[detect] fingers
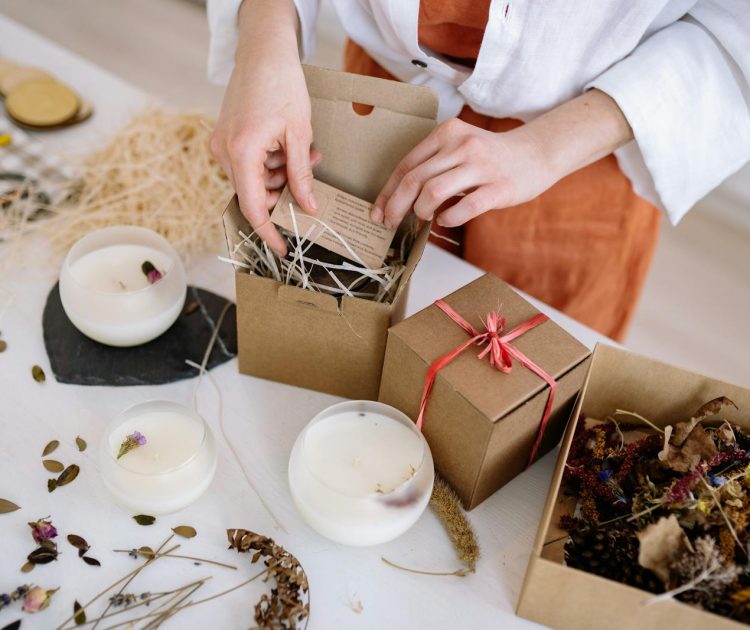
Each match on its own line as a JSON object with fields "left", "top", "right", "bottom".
{"left": 412, "top": 166, "right": 478, "bottom": 221}
{"left": 436, "top": 185, "right": 501, "bottom": 228}
{"left": 284, "top": 128, "right": 317, "bottom": 215}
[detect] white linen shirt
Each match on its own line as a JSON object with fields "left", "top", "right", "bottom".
{"left": 207, "top": 0, "right": 750, "bottom": 225}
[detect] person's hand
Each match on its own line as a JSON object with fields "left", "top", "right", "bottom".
{"left": 370, "top": 118, "right": 552, "bottom": 230}
{"left": 209, "top": 0, "right": 320, "bottom": 256}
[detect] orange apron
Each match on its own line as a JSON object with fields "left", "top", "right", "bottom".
{"left": 343, "top": 0, "right": 660, "bottom": 341}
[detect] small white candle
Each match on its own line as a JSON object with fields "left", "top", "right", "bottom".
{"left": 100, "top": 400, "right": 218, "bottom": 514}
{"left": 59, "top": 226, "right": 187, "bottom": 346}
{"left": 288, "top": 401, "right": 434, "bottom": 546}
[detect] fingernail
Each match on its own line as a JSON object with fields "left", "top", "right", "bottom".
{"left": 371, "top": 206, "right": 383, "bottom": 223}
{"left": 308, "top": 193, "right": 318, "bottom": 213}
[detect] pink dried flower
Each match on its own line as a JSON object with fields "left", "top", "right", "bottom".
{"left": 141, "top": 261, "right": 163, "bottom": 284}
{"left": 22, "top": 586, "right": 56, "bottom": 612}
{"left": 28, "top": 517, "right": 57, "bottom": 545}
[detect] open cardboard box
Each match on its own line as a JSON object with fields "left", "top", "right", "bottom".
{"left": 517, "top": 343, "right": 750, "bottom": 630}
{"left": 222, "top": 65, "right": 438, "bottom": 399}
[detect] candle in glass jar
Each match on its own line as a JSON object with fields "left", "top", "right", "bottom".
{"left": 59, "top": 226, "right": 187, "bottom": 347}
{"left": 288, "top": 401, "right": 434, "bottom": 546}
{"left": 100, "top": 400, "right": 218, "bottom": 515}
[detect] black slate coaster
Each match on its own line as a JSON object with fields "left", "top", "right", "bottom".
{"left": 43, "top": 284, "right": 237, "bottom": 386}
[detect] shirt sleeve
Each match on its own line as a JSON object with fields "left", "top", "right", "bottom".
{"left": 206, "top": 0, "right": 320, "bottom": 85}
{"left": 586, "top": 1, "right": 750, "bottom": 224}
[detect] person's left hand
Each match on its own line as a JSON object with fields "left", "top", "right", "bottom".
{"left": 370, "top": 117, "right": 554, "bottom": 229}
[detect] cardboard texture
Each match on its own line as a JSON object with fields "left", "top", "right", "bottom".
{"left": 517, "top": 343, "right": 750, "bottom": 630}
{"left": 378, "top": 273, "right": 591, "bottom": 509}
{"left": 222, "top": 65, "right": 438, "bottom": 399}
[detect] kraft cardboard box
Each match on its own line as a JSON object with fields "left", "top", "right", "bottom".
{"left": 222, "top": 65, "right": 438, "bottom": 399}
{"left": 517, "top": 344, "right": 750, "bottom": 630}
{"left": 378, "top": 273, "right": 591, "bottom": 509}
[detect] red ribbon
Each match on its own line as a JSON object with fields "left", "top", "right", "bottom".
{"left": 416, "top": 299, "right": 557, "bottom": 468}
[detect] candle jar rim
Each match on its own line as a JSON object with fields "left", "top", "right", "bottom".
{"left": 299, "top": 400, "right": 429, "bottom": 500}
{"left": 63, "top": 225, "right": 181, "bottom": 297}
{"left": 104, "top": 399, "right": 208, "bottom": 475}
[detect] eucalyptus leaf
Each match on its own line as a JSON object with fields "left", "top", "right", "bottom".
{"left": 42, "top": 459, "right": 64, "bottom": 473}
{"left": 75, "top": 436, "right": 87, "bottom": 452}
{"left": 57, "top": 464, "right": 80, "bottom": 487}
{"left": 171, "top": 525, "right": 197, "bottom": 539}
{"left": 133, "top": 514, "right": 156, "bottom": 526}
{"left": 0, "top": 498, "right": 20, "bottom": 513}
{"left": 73, "top": 600, "right": 86, "bottom": 626}
{"left": 82, "top": 556, "right": 101, "bottom": 567}
{"left": 32, "top": 365, "right": 45, "bottom": 383}
{"left": 42, "top": 440, "right": 59, "bottom": 456}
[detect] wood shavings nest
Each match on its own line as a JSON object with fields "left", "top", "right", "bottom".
{"left": 0, "top": 108, "right": 232, "bottom": 267}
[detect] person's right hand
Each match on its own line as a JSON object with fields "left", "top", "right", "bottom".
{"left": 209, "top": 0, "right": 320, "bottom": 257}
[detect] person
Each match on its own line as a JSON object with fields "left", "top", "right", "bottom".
{"left": 207, "top": 0, "right": 750, "bottom": 341}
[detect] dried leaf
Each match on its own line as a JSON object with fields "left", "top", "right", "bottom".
{"left": 171, "top": 525, "right": 197, "bottom": 539}
{"left": 42, "top": 440, "right": 59, "bottom": 456}
{"left": 75, "top": 436, "right": 87, "bottom": 452}
{"left": 2, "top": 619, "right": 21, "bottom": 630}
{"left": 73, "top": 600, "right": 86, "bottom": 625}
{"left": 637, "top": 515, "right": 691, "bottom": 584}
{"left": 133, "top": 514, "right": 156, "bottom": 526}
{"left": 67, "top": 534, "right": 89, "bottom": 553}
{"left": 20, "top": 561, "right": 34, "bottom": 573}
{"left": 42, "top": 459, "right": 64, "bottom": 473}
{"left": 0, "top": 339, "right": 6, "bottom": 352}
{"left": 137, "top": 546, "right": 155, "bottom": 558}
{"left": 691, "top": 396, "right": 738, "bottom": 422}
{"left": 57, "top": 464, "right": 80, "bottom": 487}
{"left": 82, "top": 556, "right": 101, "bottom": 567}
{"left": 183, "top": 300, "right": 199, "bottom": 316}
{"left": 0, "top": 498, "right": 20, "bottom": 513}
{"left": 32, "top": 365, "right": 45, "bottom": 383}
{"left": 661, "top": 424, "right": 718, "bottom": 472}
{"left": 28, "top": 546, "right": 58, "bottom": 565}
{"left": 47, "top": 479, "right": 57, "bottom": 493}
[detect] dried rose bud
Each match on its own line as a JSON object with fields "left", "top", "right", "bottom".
{"left": 141, "top": 261, "right": 163, "bottom": 284}
{"left": 28, "top": 518, "right": 57, "bottom": 545}
{"left": 117, "top": 431, "right": 147, "bottom": 459}
{"left": 22, "top": 586, "right": 57, "bottom": 613}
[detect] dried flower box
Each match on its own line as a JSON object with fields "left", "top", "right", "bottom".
{"left": 517, "top": 344, "right": 750, "bottom": 629}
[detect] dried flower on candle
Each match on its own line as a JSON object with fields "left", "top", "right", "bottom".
{"left": 141, "top": 260, "right": 163, "bottom": 284}
{"left": 117, "top": 431, "right": 146, "bottom": 459}
{"left": 559, "top": 398, "right": 750, "bottom": 623}
{"left": 21, "top": 586, "right": 58, "bottom": 613}
{"left": 28, "top": 517, "right": 57, "bottom": 545}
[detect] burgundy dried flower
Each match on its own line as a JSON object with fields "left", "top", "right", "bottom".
{"left": 28, "top": 517, "right": 57, "bottom": 545}
{"left": 141, "top": 261, "right": 163, "bottom": 284}
{"left": 117, "top": 431, "right": 146, "bottom": 459}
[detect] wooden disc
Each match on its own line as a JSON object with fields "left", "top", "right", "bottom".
{"left": 16, "top": 97, "right": 94, "bottom": 130}
{"left": 0, "top": 65, "right": 52, "bottom": 95}
{"left": 5, "top": 78, "right": 80, "bottom": 127}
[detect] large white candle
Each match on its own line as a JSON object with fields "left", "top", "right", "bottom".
{"left": 288, "top": 401, "right": 434, "bottom": 546}
{"left": 59, "top": 226, "right": 187, "bottom": 346}
{"left": 100, "top": 400, "right": 218, "bottom": 514}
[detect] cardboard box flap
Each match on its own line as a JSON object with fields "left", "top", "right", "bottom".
{"left": 389, "top": 273, "right": 590, "bottom": 421}
{"left": 303, "top": 65, "right": 438, "bottom": 203}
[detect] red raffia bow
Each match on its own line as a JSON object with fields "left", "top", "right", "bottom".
{"left": 416, "top": 299, "right": 557, "bottom": 468}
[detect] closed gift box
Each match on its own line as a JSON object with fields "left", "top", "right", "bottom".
{"left": 378, "top": 273, "right": 591, "bottom": 509}
{"left": 222, "top": 65, "right": 437, "bottom": 399}
{"left": 517, "top": 344, "right": 750, "bottom": 630}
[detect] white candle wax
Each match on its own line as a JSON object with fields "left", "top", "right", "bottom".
{"left": 288, "top": 401, "right": 434, "bottom": 546}
{"left": 59, "top": 226, "right": 187, "bottom": 346}
{"left": 100, "top": 400, "right": 218, "bottom": 514}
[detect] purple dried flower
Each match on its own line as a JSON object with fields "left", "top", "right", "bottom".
{"left": 28, "top": 518, "right": 57, "bottom": 545}
{"left": 117, "top": 431, "right": 147, "bottom": 459}
{"left": 141, "top": 261, "right": 163, "bottom": 284}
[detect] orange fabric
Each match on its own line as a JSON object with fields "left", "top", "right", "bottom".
{"left": 418, "top": 0, "right": 490, "bottom": 63}
{"left": 343, "top": 34, "right": 660, "bottom": 342}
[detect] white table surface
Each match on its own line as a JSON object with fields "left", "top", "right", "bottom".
{"left": 0, "top": 15, "right": 609, "bottom": 630}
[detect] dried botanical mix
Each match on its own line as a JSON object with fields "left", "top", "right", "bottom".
{"left": 559, "top": 396, "right": 750, "bottom": 623}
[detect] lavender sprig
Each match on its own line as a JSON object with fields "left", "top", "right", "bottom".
{"left": 117, "top": 431, "right": 146, "bottom": 460}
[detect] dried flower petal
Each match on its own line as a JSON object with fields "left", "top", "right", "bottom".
{"left": 0, "top": 498, "right": 20, "bottom": 514}
{"left": 141, "top": 261, "right": 163, "bottom": 284}
{"left": 42, "top": 460, "right": 64, "bottom": 473}
{"left": 171, "top": 525, "right": 197, "bottom": 539}
{"left": 75, "top": 436, "right": 87, "bottom": 452}
{"left": 42, "top": 440, "right": 59, "bottom": 456}
{"left": 57, "top": 464, "right": 80, "bottom": 487}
